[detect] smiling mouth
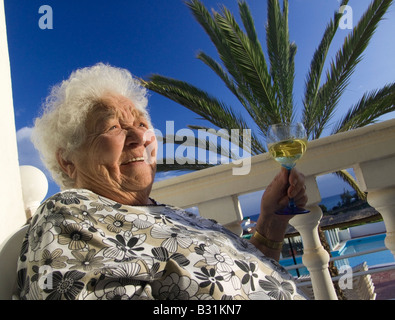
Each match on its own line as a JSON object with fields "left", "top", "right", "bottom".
{"left": 121, "top": 157, "right": 145, "bottom": 165}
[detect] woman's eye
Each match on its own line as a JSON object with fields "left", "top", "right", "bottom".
{"left": 106, "top": 125, "right": 121, "bottom": 133}
{"left": 108, "top": 123, "right": 121, "bottom": 130}
{"left": 139, "top": 122, "right": 148, "bottom": 128}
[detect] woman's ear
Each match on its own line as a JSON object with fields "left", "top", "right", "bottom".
{"left": 56, "top": 149, "right": 76, "bottom": 179}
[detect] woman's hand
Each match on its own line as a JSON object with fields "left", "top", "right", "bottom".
{"left": 250, "top": 167, "right": 308, "bottom": 261}
{"left": 260, "top": 167, "right": 308, "bottom": 221}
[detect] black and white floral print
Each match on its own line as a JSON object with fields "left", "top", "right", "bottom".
{"left": 259, "top": 274, "right": 295, "bottom": 300}
{"left": 14, "top": 188, "right": 306, "bottom": 300}
{"left": 43, "top": 270, "right": 85, "bottom": 300}
{"left": 152, "top": 273, "right": 199, "bottom": 300}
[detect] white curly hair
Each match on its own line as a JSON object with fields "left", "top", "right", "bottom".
{"left": 31, "top": 63, "right": 151, "bottom": 190}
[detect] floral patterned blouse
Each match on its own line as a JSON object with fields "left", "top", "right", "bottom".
{"left": 14, "top": 189, "right": 306, "bottom": 300}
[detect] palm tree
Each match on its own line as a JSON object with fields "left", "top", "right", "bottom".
{"left": 142, "top": 0, "right": 395, "bottom": 200}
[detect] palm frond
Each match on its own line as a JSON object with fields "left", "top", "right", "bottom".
{"left": 266, "top": 0, "right": 296, "bottom": 123}
{"left": 197, "top": 51, "right": 240, "bottom": 99}
{"left": 185, "top": 0, "right": 226, "bottom": 55}
{"left": 158, "top": 130, "right": 249, "bottom": 161}
{"left": 142, "top": 75, "right": 236, "bottom": 127}
{"left": 332, "top": 82, "right": 395, "bottom": 133}
{"left": 187, "top": 124, "right": 261, "bottom": 155}
{"left": 186, "top": 0, "right": 279, "bottom": 135}
{"left": 302, "top": 0, "right": 350, "bottom": 138}
{"left": 197, "top": 50, "right": 272, "bottom": 142}
{"left": 311, "top": 0, "right": 393, "bottom": 139}
{"left": 333, "top": 170, "right": 367, "bottom": 201}
{"left": 238, "top": 0, "right": 259, "bottom": 44}
{"left": 214, "top": 4, "right": 279, "bottom": 125}
{"left": 141, "top": 75, "right": 264, "bottom": 155}
{"left": 186, "top": 0, "right": 251, "bottom": 103}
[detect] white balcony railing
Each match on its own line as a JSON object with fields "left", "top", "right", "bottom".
{"left": 151, "top": 118, "right": 395, "bottom": 300}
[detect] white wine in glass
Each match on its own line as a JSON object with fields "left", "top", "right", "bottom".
{"left": 267, "top": 123, "right": 309, "bottom": 215}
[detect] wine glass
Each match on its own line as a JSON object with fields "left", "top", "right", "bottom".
{"left": 266, "top": 122, "right": 310, "bottom": 215}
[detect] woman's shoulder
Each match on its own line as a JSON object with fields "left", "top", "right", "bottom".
{"left": 47, "top": 188, "right": 98, "bottom": 203}
{"left": 29, "top": 189, "right": 95, "bottom": 222}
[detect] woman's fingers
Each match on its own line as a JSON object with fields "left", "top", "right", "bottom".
{"left": 288, "top": 169, "right": 307, "bottom": 207}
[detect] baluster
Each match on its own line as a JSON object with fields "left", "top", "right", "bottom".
{"left": 354, "top": 157, "right": 395, "bottom": 259}
{"left": 289, "top": 177, "right": 338, "bottom": 300}
{"left": 366, "top": 188, "right": 395, "bottom": 257}
{"left": 198, "top": 195, "right": 244, "bottom": 236}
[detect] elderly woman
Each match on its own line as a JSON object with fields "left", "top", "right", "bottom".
{"left": 15, "top": 63, "right": 308, "bottom": 300}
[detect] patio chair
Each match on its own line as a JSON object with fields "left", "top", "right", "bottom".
{"left": 0, "top": 166, "right": 48, "bottom": 299}
{"left": 341, "top": 262, "right": 376, "bottom": 300}
{"left": 295, "top": 262, "right": 376, "bottom": 300}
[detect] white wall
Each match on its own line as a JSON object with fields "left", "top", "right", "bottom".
{"left": 349, "top": 221, "right": 386, "bottom": 239}
{"left": 338, "top": 221, "right": 387, "bottom": 242}
{"left": 0, "top": 0, "right": 26, "bottom": 244}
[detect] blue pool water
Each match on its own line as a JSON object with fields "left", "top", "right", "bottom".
{"left": 280, "top": 233, "right": 395, "bottom": 277}
{"left": 333, "top": 233, "right": 395, "bottom": 268}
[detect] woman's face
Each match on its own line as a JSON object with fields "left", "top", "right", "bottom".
{"left": 66, "top": 93, "right": 157, "bottom": 204}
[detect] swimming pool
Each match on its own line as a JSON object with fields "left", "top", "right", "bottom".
{"left": 332, "top": 233, "right": 395, "bottom": 269}
{"left": 280, "top": 233, "right": 395, "bottom": 277}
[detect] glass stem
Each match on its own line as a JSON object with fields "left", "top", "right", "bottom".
{"left": 287, "top": 168, "right": 296, "bottom": 208}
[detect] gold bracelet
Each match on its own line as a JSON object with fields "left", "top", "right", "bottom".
{"left": 253, "top": 230, "right": 283, "bottom": 250}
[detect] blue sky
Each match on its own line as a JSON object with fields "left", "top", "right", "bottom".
{"left": 4, "top": 0, "right": 395, "bottom": 215}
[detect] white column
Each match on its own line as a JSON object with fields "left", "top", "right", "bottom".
{"left": 289, "top": 177, "right": 338, "bottom": 300}
{"left": 354, "top": 156, "right": 395, "bottom": 258}
{"left": 0, "top": 0, "right": 25, "bottom": 244}
{"left": 366, "top": 188, "right": 395, "bottom": 257}
{"left": 198, "top": 195, "right": 243, "bottom": 236}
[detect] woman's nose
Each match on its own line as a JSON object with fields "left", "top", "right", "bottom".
{"left": 124, "top": 127, "right": 145, "bottom": 148}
